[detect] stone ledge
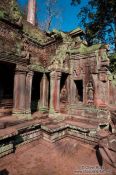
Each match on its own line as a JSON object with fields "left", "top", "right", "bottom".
{"left": 0, "top": 118, "right": 102, "bottom": 158}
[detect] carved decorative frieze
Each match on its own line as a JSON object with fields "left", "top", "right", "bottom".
{"left": 16, "top": 64, "right": 29, "bottom": 72}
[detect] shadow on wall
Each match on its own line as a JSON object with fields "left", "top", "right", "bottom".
{"left": 0, "top": 169, "right": 9, "bottom": 175}
{"left": 95, "top": 145, "right": 103, "bottom": 167}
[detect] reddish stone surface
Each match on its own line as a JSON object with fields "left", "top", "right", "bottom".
{"left": 0, "top": 138, "right": 115, "bottom": 175}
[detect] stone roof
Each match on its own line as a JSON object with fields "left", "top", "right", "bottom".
{"left": 69, "top": 27, "right": 85, "bottom": 36}
{"left": 22, "top": 21, "right": 52, "bottom": 45}
{"left": 68, "top": 43, "right": 102, "bottom": 54}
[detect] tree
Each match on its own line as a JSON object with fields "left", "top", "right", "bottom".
{"left": 39, "top": 0, "right": 63, "bottom": 31}
{"left": 71, "top": 0, "right": 116, "bottom": 51}
{"left": 109, "top": 53, "right": 116, "bottom": 73}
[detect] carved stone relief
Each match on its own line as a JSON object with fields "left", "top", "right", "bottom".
{"left": 60, "top": 85, "right": 68, "bottom": 103}
{"left": 87, "top": 82, "right": 94, "bottom": 104}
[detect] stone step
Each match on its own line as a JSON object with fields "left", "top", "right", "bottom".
{"left": 0, "top": 108, "right": 12, "bottom": 117}
{"left": 67, "top": 117, "right": 99, "bottom": 127}
{"left": 0, "top": 116, "right": 26, "bottom": 129}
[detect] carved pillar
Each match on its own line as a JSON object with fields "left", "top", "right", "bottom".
{"left": 39, "top": 73, "right": 49, "bottom": 112}
{"left": 13, "top": 65, "right": 28, "bottom": 118}
{"left": 96, "top": 70, "right": 109, "bottom": 107}
{"left": 13, "top": 70, "right": 19, "bottom": 111}
{"left": 55, "top": 71, "right": 61, "bottom": 112}
{"left": 49, "top": 71, "right": 61, "bottom": 113}
{"left": 66, "top": 75, "right": 70, "bottom": 104}
{"left": 49, "top": 71, "right": 55, "bottom": 113}
{"left": 68, "top": 59, "right": 77, "bottom": 105}
{"left": 25, "top": 71, "right": 33, "bottom": 114}
{"left": 70, "top": 75, "right": 77, "bottom": 105}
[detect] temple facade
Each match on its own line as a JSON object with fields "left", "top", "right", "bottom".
{"left": 0, "top": 0, "right": 116, "bottom": 169}
{"left": 0, "top": 0, "right": 115, "bottom": 119}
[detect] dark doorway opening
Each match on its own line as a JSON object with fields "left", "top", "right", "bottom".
{"left": 74, "top": 80, "right": 83, "bottom": 102}
{"left": 0, "top": 62, "right": 15, "bottom": 115}
{"left": 60, "top": 73, "right": 68, "bottom": 91}
{"left": 31, "top": 72, "right": 43, "bottom": 113}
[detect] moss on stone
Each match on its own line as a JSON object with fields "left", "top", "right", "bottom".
{"left": 23, "top": 21, "right": 50, "bottom": 44}
{"left": 28, "top": 64, "right": 44, "bottom": 72}
{"left": 79, "top": 43, "right": 101, "bottom": 54}
{"left": 108, "top": 72, "right": 116, "bottom": 86}
{"left": 10, "top": 0, "right": 22, "bottom": 22}
{"left": 0, "top": 10, "right": 5, "bottom": 19}
{"left": 68, "top": 43, "right": 101, "bottom": 55}
{"left": 0, "top": 0, "right": 22, "bottom": 24}
{"left": 50, "top": 29, "right": 72, "bottom": 43}
{"left": 49, "top": 30, "right": 75, "bottom": 68}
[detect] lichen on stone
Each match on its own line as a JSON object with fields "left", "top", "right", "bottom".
{"left": 0, "top": 10, "right": 5, "bottom": 19}
{"left": 0, "top": 0, "right": 22, "bottom": 24}
{"left": 10, "top": 0, "right": 22, "bottom": 24}
{"left": 23, "top": 21, "right": 50, "bottom": 44}
{"left": 79, "top": 43, "right": 101, "bottom": 54}
{"left": 28, "top": 64, "right": 44, "bottom": 72}
{"left": 108, "top": 71, "right": 116, "bottom": 86}
{"left": 49, "top": 30, "right": 75, "bottom": 68}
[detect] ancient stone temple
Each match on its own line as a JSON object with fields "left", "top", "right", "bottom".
{"left": 0, "top": 0, "right": 116, "bottom": 174}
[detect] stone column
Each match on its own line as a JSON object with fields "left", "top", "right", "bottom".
{"left": 25, "top": 71, "right": 33, "bottom": 115}
{"left": 13, "top": 65, "right": 27, "bottom": 118}
{"left": 70, "top": 75, "right": 77, "bottom": 105}
{"left": 13, "top": 70, "right": 20, "bottom": 111}
{"left": 97, "top": 70, "right": 109, "bottom": 107}
{"left": 55, "top": 71, "right": 61, "bottom": 112}
{"left": 39, "top": 73, "right": 49, "bottom": 112}
{"left": 68, "top": 59, "right": 77, "bottom": 105}
{"left": 49, "top": 71, "right": 55, "bottom": 113}
{"left": 49, "top": 71, "right": 61, "bottom": 113}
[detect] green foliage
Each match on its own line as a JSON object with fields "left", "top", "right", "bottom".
{"left": 109, "top": 52, "right": 116, "bottom": 73}
{"left": 71, "top": 0, "right": 116, "bottom": 49}
{"left": 0, "top": 10, "right": 5, "bottom": 19}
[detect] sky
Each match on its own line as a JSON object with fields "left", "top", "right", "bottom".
{"left": 17, "top": 0, "right": 88, "bottom": 32}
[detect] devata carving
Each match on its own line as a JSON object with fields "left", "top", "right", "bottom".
{"left": 87, "top": 82, "right": 94, "bottom": 104}
{"left": 60, "top": 85, "right": 68, "bottom": 103}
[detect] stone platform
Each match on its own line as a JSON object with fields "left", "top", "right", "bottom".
{"left": 0, "top": 138, "right": 115, "bottom": 175}
{"left": 0, "top": 111, "right": 115, "bottom": 173}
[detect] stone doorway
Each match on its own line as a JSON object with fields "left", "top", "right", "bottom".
{"left": 0, "top": 62, "right": 15, "bottom": 116}
{"left": 74, "top": 80, "right": 83, "bottom": 103}
{"left": 31, "top": 72, "right": 43, "bottom": 113}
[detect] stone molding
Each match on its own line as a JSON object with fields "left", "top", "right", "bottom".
{"left": 16, "top": 64, "right": 29, "bottom": 72}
